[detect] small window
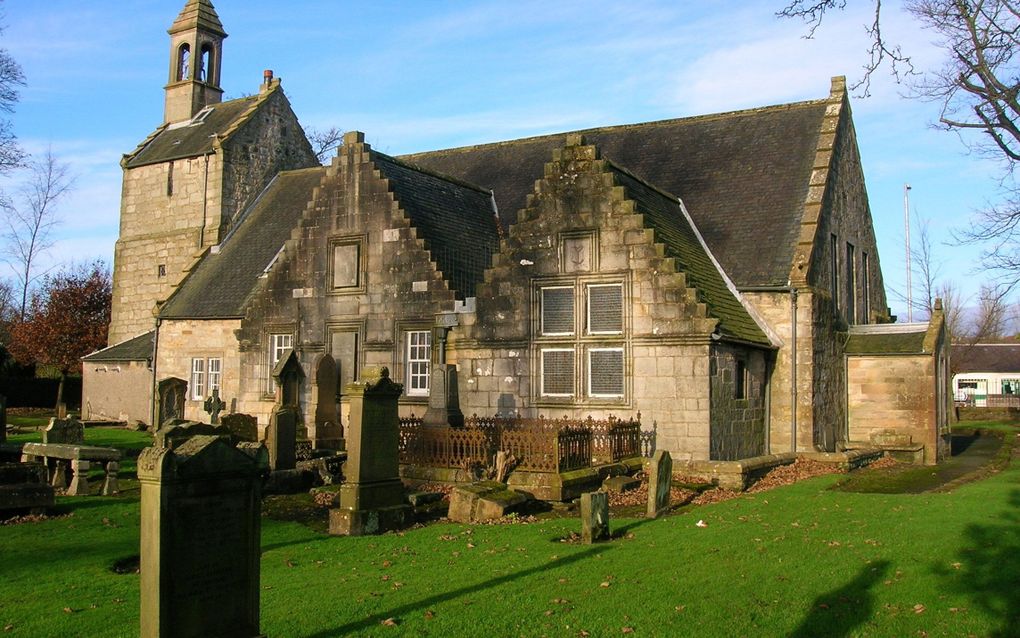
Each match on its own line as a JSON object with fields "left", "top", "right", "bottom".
{"left": 862, "top": 252, "right": 871, "bottom": 323}
{"left": 157, "top": 264, "right": 167, "bottom": 278}
{"left": 830, "top": 233, "right": 839, "bottom": 312}
{"left": 1002, "top": 379, "right": 1020, "bottom": 395}
{"left": 735, "top": 360, "right": 748, "bottom": 400}
{"left": 541, "top": 287, "right": 574, "bottom": 335}
{"left": 588, "top": 348, "right": 623, "bottom": 397}
{"left": 331, "top": 241, "right": 360, "bottom": 289}
{"left": 541, "top": 349, "right": 574, "bottom": 396}
{"left": 406, "top": 330, "right": 431, "bottom": 396}
{"left": 166, "top": 162, "right": 174, "bottom": 196}
{"left": 588, "top": 284, "right": 622, "bottom": 334}
{"left": 198, "top": 44, "right": 212, "bottom": 82}
{"left": 846, "top": 242, "right": 856, "bottom": 324}
{"left": 191, "top": 358, "right": 206, "bottom": 400}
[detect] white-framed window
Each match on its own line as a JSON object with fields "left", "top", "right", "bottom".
{"left": 587, "top": 347, "right": 623, "bottom": 397}
{"left": 208, "top": 357, "right": 222, "bottom": 396}
{"left": 587, "top": 283, "right": 623, "bottom": 334}
{"left": 191, "top": 358, "right": 205, "bottom": 400}
{"left": 268, "top": 333, "right": 294, "bottom": 394}
{"left": 190, "top": 357, "right": 223, "bottom": 400}
{"left": 542, "top": 348, "right": 575, "bottom": 397}
{"left": 406, "top": 330, "right": 431, "bottom": 396}
{"left": 541, "top": 286, "right": 574, "bottom": 335}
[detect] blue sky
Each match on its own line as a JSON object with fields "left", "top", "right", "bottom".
{"left": 2, "top": 0, "right": 1004, "bottom": 320}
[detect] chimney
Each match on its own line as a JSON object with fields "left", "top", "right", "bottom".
{"left": 260, "top": 69, "right": 274, "bottom": 93}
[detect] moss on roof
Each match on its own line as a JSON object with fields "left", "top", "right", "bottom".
{"left": 403, "top": 100, "right": 827, "bottom": 288}
{"left": 845, "top": 330, "right": 927, "bottom": 355}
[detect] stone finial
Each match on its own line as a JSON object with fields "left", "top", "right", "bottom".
{"left": 933, "top": 298, "right": 943, "bottom": 311}
{"left": 565, "top": 133, "right": 586, "bottom": 147}
{"left": 830, "top": 75, "right": 847, "bottom": 99}
{"left": 343, "top": 130, "right": 366, "bottom": 146}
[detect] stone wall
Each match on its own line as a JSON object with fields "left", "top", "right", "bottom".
{"left": 82, "top": 359, "right": 152, "bottom": 424}
{"left": 847, "top": 354, "right": 942, "bottom": 464}
{"left": 220, "top": 86, "right": 317, "bottom": 234}
{"left": 155, "top": 318, "right": 242, "bottom": 423}
{"left": 709, "top": 343, "right": 768, "bottom": 460}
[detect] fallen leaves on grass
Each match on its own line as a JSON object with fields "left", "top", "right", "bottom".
{"left": 1, "top": 512, "right": 73, "bottom": 526}
{"left": 380, "top": 617, "right": 399, "bottom": 626}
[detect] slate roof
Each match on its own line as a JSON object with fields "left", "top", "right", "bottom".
{"left": 83, "top": 331, "right": 155, "bottom": 362}
{"left": 608, "top": 163, "right": 770, "bottom": 346}
{"left": 159, "top": 167, "right": 326, "bottom": 319}
{"left": 372, "top": 152, "right": 500, "bottom": 299}
{"left": 952, "top": 343, "right": 1020, "bottom": 374}
{"left": 844, "top": 324, "right": 929, "bottom": 355}
{"left": 123, "top": 95, "right": 259, "bottom": 169}
{"left": 402, "top": 100, "right": 828, "bottom": 288}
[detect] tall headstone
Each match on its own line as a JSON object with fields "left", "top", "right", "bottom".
{"left": 42, "top": 418, "right": 84, "bottom": 445}
{"left": 266, "top": 407, "right": 297, "bottom": 471}
{"left": 646, "top": 449, "right": 672, "bottom": 519}
{"left": 329, "top": 367, "right": 411, "bottom": 535}
{"left": 423, "top": 326, "right": 464, "bottom": 427}
{"left": 313, "top": 354, "right": 343, "bottom": 449}
{"left": 580, "top": 491, "right": 610, "bottom": 544}
{"left": 138, "top": 435, "right": 268, "bottom": 638}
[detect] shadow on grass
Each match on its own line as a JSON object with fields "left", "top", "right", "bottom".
{"left": 788, "top": 559, "right": 889, "bottom": 638}
{"left": 942, "top": 489, "right": 1020, "bottom": 638}
{"left": 301, "top": 545, "right": 612, "bottom": 637}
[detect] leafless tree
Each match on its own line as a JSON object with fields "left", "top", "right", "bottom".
{"left": 780, "top": 1, "right": 1020, "bottom": 286}
{"left": 306, "top": 126, "right": 344, "bottom": 164}
{"left": 0, "top": 8, "right": 25, "bottom": 180}
{"left": 3, "top": 149, "right": 74, "bottom": 319}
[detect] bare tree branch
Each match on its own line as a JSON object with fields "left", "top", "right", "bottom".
{"left": 2, "top": 149, "right": 75, "bottom": 319}
{"left": 305, "top": 126, "right": 344, "bottom": 164}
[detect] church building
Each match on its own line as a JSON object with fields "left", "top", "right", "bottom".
{"left": 84, "top": 0, "right": 951, "bottom": 465}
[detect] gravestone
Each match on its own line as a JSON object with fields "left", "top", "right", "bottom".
{"left": 313, "top": 354, "right": 344, "bottom": 449}
{"left": 0, "top": 394, "right": 6, "bottom": 444}
{"left": 221, "top": 413, "right": 259, "bottom": 442}
{"left": 580, "top": 491, "right": 609, "bottom": 544}
{"left": 138, "top": 435, "right": 268, "bottom": 638}
{"left": 272, "top": 349, "right": 303, "bottom": 408}
{"left": 203, "top": 388, "right": 227, "bottom": 425}
{"left": 42, "top": 418, "right": 84, "bottom": 444}
{"left": 266, "top": 407, "right": 297, "bottom": 471}
{"left": 646, "top": 449, "right": 672, "bottom": 519}
{"left": 154, "top": 421, "right": 232, "bottom": 450}
{"left": 156, "top": 377, "right": 188, "bottom": 429}
{"left": 329, "top": 367, "right": 411, "bottom": 535}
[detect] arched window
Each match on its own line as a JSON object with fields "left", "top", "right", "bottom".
{"left": 177, "top": 43, "right": 191, "bottom": 81}
{"left": 198, "top": 44, "right": 213, "bottom": 83}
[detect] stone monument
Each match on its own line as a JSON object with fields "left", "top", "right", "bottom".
{"left": 42, "top": 417, "right": 84, "bottom": 445}
{"left": 138, "top": 435, "right": 268, "bottom": 638}
{"left": 423, "top": 325, "right": 464, "bottom": 427}
{"left": 646, "top": 449, "right": 672, "bottom": 518}
{"left": 203, "top": 388, "right": 227, "bottom": 425}
{"left": 313, "top": 354, "right": 344, "bottom": 449}
{"left": 156, "top": 377, "right": 188, "bottom": 429}
{"left": 221, "top": 413, "right": 259, "bottom": 443}
{"left": 267, "top": 350, "right": 303, "bottom": 470}
{"left": 329, "top": 367, "right": 411, "bottom": 535}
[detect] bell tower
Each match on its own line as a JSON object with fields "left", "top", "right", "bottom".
{"left": 164, "top": 0, "right": 227, "bottom": 124}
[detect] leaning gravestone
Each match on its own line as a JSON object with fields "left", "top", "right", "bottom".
{"left": 580, "top": 491, "right": 609, "bottom": 544}
{"left": 138, "top": 435, "right": 268, "bottom": 638}
{"left": 646, "top": 449, "right": 672, "bottom": 519}
{"left": 42, "top": 418, "right": 84, "bottom": 445}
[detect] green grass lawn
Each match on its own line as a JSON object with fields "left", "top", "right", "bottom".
{"left": 1, "top": 434, "right": 1017, "bottom": 637}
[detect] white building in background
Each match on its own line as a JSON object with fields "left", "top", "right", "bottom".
{"left": 952, "top": 343, "right": 1020, "bottom": 405}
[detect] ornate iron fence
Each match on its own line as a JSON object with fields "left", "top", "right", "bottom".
{"left": 398, "top": 412, "right": 650, "bottom": 473}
